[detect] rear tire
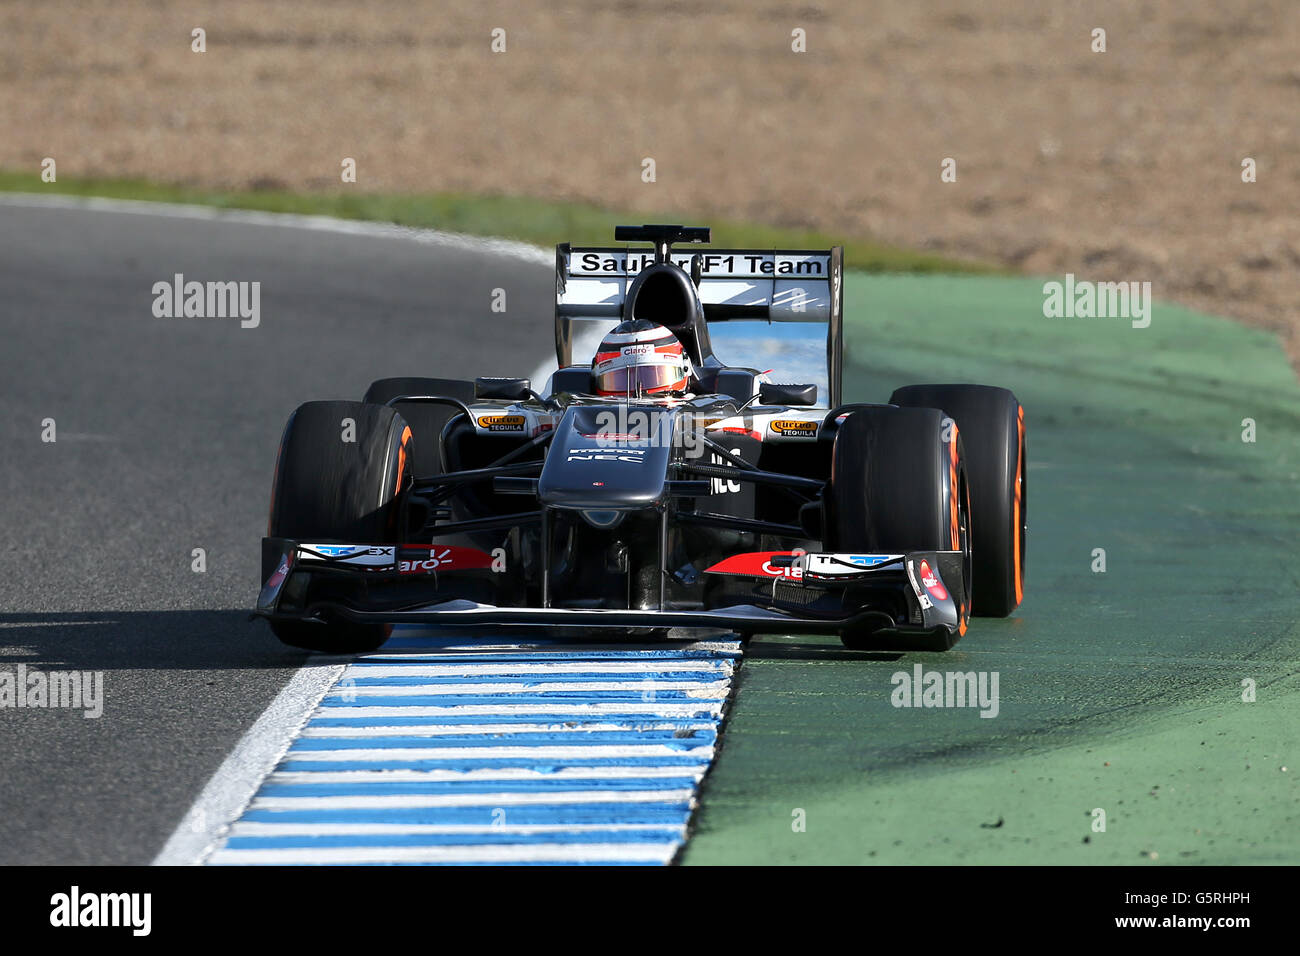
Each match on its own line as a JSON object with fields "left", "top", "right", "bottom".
{"left": 889, "top": 384, "right": 1025, "bottom": 616}
{"left": 267, "top": 400, "right": 412, "bottom": 653}
{"left": 825, "top": 406, "right": 971, "bottom": 649}
{"left": 363, "top": 377, "right": 474, "bottom": 478}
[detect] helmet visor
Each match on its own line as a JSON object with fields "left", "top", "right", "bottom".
{"left": 594, "top": 363, "right": 687, "bottom": 395}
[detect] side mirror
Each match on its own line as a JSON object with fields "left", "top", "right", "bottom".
{"left": 475, "top": 377, "right": 532, "bottom": 400}
{"left": 759, "top": 382, "right": 818, "bottom": 406}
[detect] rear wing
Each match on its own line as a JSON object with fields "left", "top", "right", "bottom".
{"left": 554, "top": 243, "right": 844, "bottom": 407}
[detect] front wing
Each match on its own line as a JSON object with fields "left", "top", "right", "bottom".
{"left": 256, "top": 538, "right": 967, "bottom": 650}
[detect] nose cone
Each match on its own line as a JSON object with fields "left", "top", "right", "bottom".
{"left": 538, "top": 405, "right": 674, "bottom": 510}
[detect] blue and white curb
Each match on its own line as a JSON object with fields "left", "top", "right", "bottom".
{"left": 201, "top": 634, "right": 740, "bottom": 865}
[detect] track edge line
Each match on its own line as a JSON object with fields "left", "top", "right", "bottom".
{"left": 151, "top": 660, "right": 348, "bottom": 866}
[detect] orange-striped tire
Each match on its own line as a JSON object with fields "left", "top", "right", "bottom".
{"left": 825, "top": 406, "right": 972, "bottom": 648}
{"left": 890, "top": 385, "right": 1025, "bottom": 617}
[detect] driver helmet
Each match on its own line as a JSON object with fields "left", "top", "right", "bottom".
{"left": 591, "top": 319, "right": 692, "bottom": 396}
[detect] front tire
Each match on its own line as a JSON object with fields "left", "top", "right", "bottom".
{"left": 267, "top": 400, "right": 412, "bottom": 652}
{"left": 889, "top": 384, "right": 1025, "bottom": 617}
{"left": 825, "top": 406, "right": 971, "bottom": 649}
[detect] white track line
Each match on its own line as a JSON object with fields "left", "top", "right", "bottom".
{"left": 297, "top": 722, "right": 715, "bottom": 737}
{"left": 206, "top": 640, "right": 737, "bottom": 865}
{"left": 0, "top": 193, "right": 552, "bottom": 268}
{"left": 156, "top": 658, "right": 730, "bottom": 864}
{"left": 349, "top": 661, "right": 732, "bottom": 676}
{"left": 314, "top": 703, "right": 727, "bottom": 717}
{"left": 281, "top": 744, "right": 716, "bottom": 763}
{"left": 227, "top": 822, "right": 687, "bottom": 837}
{"left": 324, "top": 679, "right": 731, "bottom": 696}
{"left": 267, "top": 767, "right": 704, "bottom": 784}
{"left": 209, "top": 844, "right": 676, "bottom": 865}
{"left": 250, "top": 789, "right": 696, "bottom": 810}
{"left": 152, "top": 662, "right": 345, "bottom": 866}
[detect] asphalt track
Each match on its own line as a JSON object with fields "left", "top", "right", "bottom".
{"left": 0, "top": 198, "right": 555, "bottom": 864}
{"left": 1, "top": 199, "right": 1296, "bottom": 865}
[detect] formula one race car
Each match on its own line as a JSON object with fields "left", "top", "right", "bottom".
{"left": 256, "top": 225, "right": 1026, "bottom": 653}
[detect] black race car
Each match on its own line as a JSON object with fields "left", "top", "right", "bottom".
{"left": 257, "top": 225, "right": 1025, "bottom": 652}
